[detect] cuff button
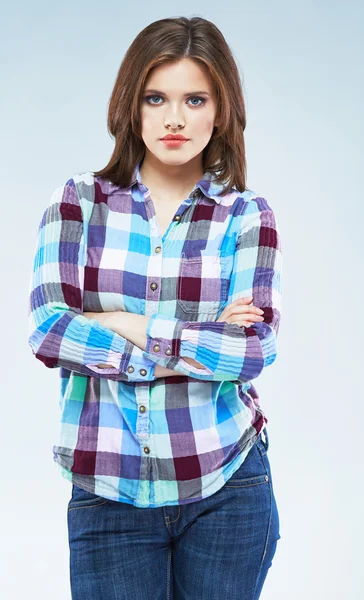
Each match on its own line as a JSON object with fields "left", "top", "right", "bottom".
{"left": 140, "top": 369, "right": 147, "bottom": 376}
{"left": 165, "top": 347, "right": 172, "bottom": 355}
{"left": 153, "top": 344, "right": 160, "bottom": 352}
{"left": 127, "top": 365, "right": 134, "bottom": 373}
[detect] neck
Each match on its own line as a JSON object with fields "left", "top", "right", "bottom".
{"left": 139, "top": 152, "right": 204, "bottom": 201}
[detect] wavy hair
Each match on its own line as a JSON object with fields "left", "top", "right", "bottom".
{"left": 93, "top": 16, "right": 247, "bottom": 194}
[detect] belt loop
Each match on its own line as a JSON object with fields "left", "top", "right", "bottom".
{"left": 261, "top": 427, "right": 269, "bottom": 451}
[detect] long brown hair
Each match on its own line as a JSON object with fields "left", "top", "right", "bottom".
{"left": 93, "top": 16, "right": 248, "bottom": 194}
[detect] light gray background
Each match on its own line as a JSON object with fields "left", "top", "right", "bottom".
{"left": 1, "top": 1, "right": 362, "bottom": 598}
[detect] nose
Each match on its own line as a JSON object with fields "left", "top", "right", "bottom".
{"left": 164, "top": 102, "right": 185, "bottom": 129}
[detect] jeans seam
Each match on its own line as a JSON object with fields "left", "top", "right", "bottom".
{"left": 254, "top": 467, "right": 273, "bottom": 595}
{"left": 167, "top": 505, "right": 181, "bottom": 524}
{"left": 256, "top": 440, "right": 267, "bottom": 458}
{"left": 166, "top": 545, "right": 172, "bottom": 600}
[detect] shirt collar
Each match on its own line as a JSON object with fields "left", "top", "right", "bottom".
{"left": 129, "top": 160, "right": 238, "bottom": 205}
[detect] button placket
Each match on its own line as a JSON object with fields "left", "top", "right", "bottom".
{"left": 137, "top": 402, "right": 149, "bottom": 435}
{"left": 136, "top": 387, "right": 150, "bottom": 438}
{"left": 146, "top": 239, "right": 162, "bottom": 307}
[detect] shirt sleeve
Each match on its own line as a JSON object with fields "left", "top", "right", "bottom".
{"left": 27, "top": 177, "right": 163, "bottom": 383}
{"left": 142, "top": 197, "right": 282, "bottom": 382}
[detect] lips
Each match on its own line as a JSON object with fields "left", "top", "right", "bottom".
{"left": 161, "top": 135, "right": 189, "bottom": 140}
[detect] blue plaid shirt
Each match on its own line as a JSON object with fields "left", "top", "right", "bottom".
{"left": 28, "top": 161, "right": 282, "bottom": 507}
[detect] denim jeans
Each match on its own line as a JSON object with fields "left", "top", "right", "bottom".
{"left": 67, "top": 428, "right": 280, "bottom": 599}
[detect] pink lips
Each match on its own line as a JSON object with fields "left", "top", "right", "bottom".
{"left": 160, "top": 139, "right": 189, "bottom": 147}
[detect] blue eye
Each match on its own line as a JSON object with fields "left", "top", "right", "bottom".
{"left": 144, "top": 95, "right": 206, "bottom": 107}
{"left": 145, "top": 95, "right": 163, "bottom": 105}
{"left": 188, "top": 97, "right": 206, "bottom": 107}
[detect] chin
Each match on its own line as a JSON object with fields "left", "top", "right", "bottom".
{"left": 149, "top": 150, "right": 192, "bottom": 166}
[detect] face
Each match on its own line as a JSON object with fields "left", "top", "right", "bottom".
{"left": 140, "top": 58, "right": 219, "bottom": 168}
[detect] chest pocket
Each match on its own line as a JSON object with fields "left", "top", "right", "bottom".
{"left": 177, "top": 250, "right": 232, "bottom": 319}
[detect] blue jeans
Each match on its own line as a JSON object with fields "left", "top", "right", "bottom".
{"left": 67, "top": 428, "right": 280, "bottom": 599}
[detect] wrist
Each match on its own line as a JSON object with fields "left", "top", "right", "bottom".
{"left": 181, "top": 356, "right": 205, "bottom": 370}
{"left": 154, "top": 365, "right": 178, "bottom": 378}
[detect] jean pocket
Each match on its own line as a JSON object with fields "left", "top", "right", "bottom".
{"left": 68, "top": 484, "right": 109, "bottom": 510}
{"left": 223, "top": 439, "right": 270, "bottom": 488}
{"left": 223, "top": 472, "right": 269, "bottom": 488}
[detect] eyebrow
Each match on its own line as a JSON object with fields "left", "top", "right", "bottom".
{"left": 143, "top": 89, "right": 210, "bottom": 97}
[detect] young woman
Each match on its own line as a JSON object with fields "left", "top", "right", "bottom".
{"left": 28, "top": 16, "right": 282, "bottom": 600}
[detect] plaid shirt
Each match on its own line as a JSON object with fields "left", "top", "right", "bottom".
{"left": 28, "top": 161, "right": 282, "bottom": 508}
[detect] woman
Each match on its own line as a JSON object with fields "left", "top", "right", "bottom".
{"left": 28, "top": 16, "right": 282, "bottom": 600}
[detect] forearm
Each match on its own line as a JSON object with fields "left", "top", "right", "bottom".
{"left": 84, "top": 310, "right": 204, "bottom": 377}
{"left": 103, "top": 311, "right": 150, "bottom": 350}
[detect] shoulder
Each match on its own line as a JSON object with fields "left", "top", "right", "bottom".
{"left": 65, "top": 171, "right": 96, "bottom": 200}
{"left": 44, "top": 172, "right": 96, "bottom": 224}
{"left": 233, "top": 190, "right": 281, "bottom": 244}
{"left": 48, "top": 171, "right": 94, "bottom": 201}
{"left": 234, "top": 189, "right": 276, "bottom": 216}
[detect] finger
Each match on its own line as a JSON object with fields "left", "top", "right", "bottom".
{"left": 230, "top": 297, "right": 253, "bottom": 305}
{"left": 230, "top": 311, "right": 264, "bottom": 322}
{"left": 219, "top": 308, "right": 264, "bottom": 324}
{"left": 231, "top": 303, "right": 264, "bottom": 316}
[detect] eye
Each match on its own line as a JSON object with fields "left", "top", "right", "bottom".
{"left": 144, "top": 95, "right": 207, "bottom": 107}
{"left": 187, "top": 97, "right": 206, "bottom": 107}
{"left": 144, "top": 95, "right": 163, "bottom": 105}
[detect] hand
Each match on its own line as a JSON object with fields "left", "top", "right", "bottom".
{"left": 216, "top": 297, "right": 265, "bottom": 327}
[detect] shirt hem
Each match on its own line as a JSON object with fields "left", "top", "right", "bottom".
{"left": 53, "top": 423, "right": 265, "bottom": 509}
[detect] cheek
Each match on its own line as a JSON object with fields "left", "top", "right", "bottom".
{"left": 192, "top": 112, "right": 215, "bottom": 136}
{"left": 141, "top": 110, "right": 157, "bottom": 136}
{"left": 204, "top": 118, "right": 215, "bottom": 133}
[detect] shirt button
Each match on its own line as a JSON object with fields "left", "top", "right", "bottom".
{"left": 127, "top": 365, "right": 134, "bottom": 373}
{"left": 144, "top": 446, "right": 150, "bottom": 454}
{"left": 153, "top": 344, "right": 160, "bottom": 352}
{"left": 174, "top": 215, "right": 181, "bottom": 221}
{"left": 139, "top": 405, "right": 146, "bottom": 413}
{"left": 150, "top": 282, "right": 158, "bottom": 291}
{"left": 139, "top": 369, "right": 147, "bottom": 376}
{"left": 155, "top": 246, "right": 161, "bottom": 253}
{"left": 165, "top": 347, "right": 172, "bottom": 355}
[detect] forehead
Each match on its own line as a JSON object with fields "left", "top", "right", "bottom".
{"left": 144, "top": 58, "right": 213, "bottom": 91}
